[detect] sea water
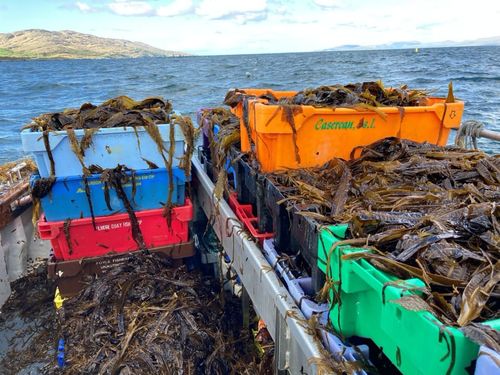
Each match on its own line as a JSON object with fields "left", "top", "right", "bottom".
{"left": 0, "top": 46, "right": 499, "bottom": 163}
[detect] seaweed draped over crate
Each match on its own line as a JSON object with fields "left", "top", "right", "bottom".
{"left": 25, "top": 96, "right": 174, "bottom": 132}
{"left": 198, "top": 107, "right": 241, "bottom": 201}
{"left": 28, "top": 96, "right": 199, "bottom": 246}
{"left": 268, "top": 137, "right": 499, "bottom": 349}
{"left": 224, "top": 80, "right": 449, "bottom": 110}
{"left": 57, "top": 254, "right": 264, "bottom": 375}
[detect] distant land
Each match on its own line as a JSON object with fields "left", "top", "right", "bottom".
{"left": 0, "top": 29, "right": 189, "bottom": 59}
{"left": 324, "top": 36, "right": 500, "bottom": 51}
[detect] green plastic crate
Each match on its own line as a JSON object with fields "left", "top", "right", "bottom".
{"left": 317, "top": 224, "right": 500, "bottom": 375}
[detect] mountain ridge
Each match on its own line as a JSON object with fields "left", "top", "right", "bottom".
{"left": 0, "top": 29, "right": 189, "bottom": 59}
{"left": 324, "top": 36, "right": 500, "bottom": 51}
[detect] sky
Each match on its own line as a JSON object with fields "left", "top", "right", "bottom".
{"left": 0, "top": 0, "right": 499, "bottom": 55}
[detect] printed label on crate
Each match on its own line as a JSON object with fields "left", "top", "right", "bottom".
{"left": 95, "top": 219, "right": 143, "bottom": 231}
{"left": 314, "top": 118, "right": 376, "bottom": 130}
{"left": 74, "top": 173, "right": 155, "bottom": 192}
{"left": 96, "top": 256, "right": 131, "bottom": 270}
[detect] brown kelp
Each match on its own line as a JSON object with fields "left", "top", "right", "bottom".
{"left": 0, "top": 265, "right": 57, "bottom": 374}
{"left": 268, "top": 137, "right": 499, "bottom": 346}
{"left": 199, "top": 108, "right": 241, "bottom": 200}
{"left": 284, "top": 81, "right": 433, "bottom": 108}
{"left": 224, "top": 81, "right": 439, "bottom": 111}
{"left": 25, "top": 96, "right": 173, "bottom": 132}
{"left": 56, "top": 253, "right": 265, "bottom": 374}
{"left": 98, "top": 165, "right": 146, "bottom": 250}
{"left": 0, "top": 158, "right": 37, "bottom": 184}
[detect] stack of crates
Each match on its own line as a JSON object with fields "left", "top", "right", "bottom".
{"left": 227, "top": 88, "right": 466, "bottom": 288}
{"left": 22, "top": 118, "right": 194, "bottom": 297}
{"left": 219, "top": 88, "right": 500, "bottom": 374}
{"left": 205, "top": 88, "right": 500, "bottom": 374}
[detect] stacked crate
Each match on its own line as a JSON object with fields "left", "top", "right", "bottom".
{"left": 226, "top": 88, "right": 466, "bottom": 289}
{"left": 198, "top": 87, "right": 500, "bottom": 374}
{"left": 221, "top": 88, "right": 500, "bottom": 375}
{"left": 22, "top": 108, "right": 194, "bottom": 297}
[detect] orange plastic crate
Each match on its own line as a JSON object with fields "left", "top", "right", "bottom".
{"left": 233, "top": 89, "right": 464, "bottom": 172}
{"left": 231, "top": 89, "right": 295, "bottom": 153}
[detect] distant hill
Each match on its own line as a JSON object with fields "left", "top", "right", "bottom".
{"left": 0, "top": 29, "right": 189, "bottom": 59}
{"left": 324, "top": 36, "right": 500, "bottom": 51}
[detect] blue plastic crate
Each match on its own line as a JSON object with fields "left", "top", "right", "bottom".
{"left": 21, "top": 124, "right": 185, "bottom": 178}
{"left": 33, "top": 167, "right": 187, "bottom": 221}
{"left": 475, "top": 346, "right": 500, "bottom": 375}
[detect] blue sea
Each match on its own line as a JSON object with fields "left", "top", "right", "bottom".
{"left": 0, "top": 46, "right": 499, "bottom": 163}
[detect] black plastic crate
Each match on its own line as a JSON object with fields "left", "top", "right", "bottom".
{"left": 264, "top": 177, "right": 292, "bottom": 254}
{"left": 263, "top": 177, "right": 326, "bottom": 292}
{"left": 198, "top": 147, "right": 216, "bottom": 182}
{"left": 233, "top": 149, "right": 256, "bottom": 205}
{"left": 231, "top": 147, "right": 272, "bottom": 233}
{"left": 290, "top": 211, "right": 327, "bottom": 292}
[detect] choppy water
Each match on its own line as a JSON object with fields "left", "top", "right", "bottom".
{"left": 0, "top": 46, "right": 499, "bottom": 163}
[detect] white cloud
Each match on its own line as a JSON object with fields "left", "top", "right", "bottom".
{"left": 70, "top": 0, "right": 500, "bottom": 54}
{"left": 157, "top": 0, "right": 194, "bottom": 17}
{"left": 76, "top": 1, "right": 92, "bottom": 12}
{"left": 195, "top": 0, "right": 268, "bottom": 21}
{"left": 106, "top": 0, "right": 193, "bottom": 17}
{"left": 108, "top": 1, "right": 153, "bottom": 16}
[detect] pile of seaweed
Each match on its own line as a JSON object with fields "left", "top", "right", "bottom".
{"left": 0, "top": 158, "right": 37, "bottom": 184}
{"left": 0, "top": 265, "right": 57, "bottom": 374}
{"left": 26, "top": 96, "right": 173, "bottom": 132}
{"left": 54, "top": 253, "right": 267, "bottom": 374}
{"left": 283, "top": 81, "right": 432, "bottom": 108}
{"left": 269, "top": 137, "right": 499, "bottom": 349}
{"left": 224, "top": 81, "right": 449, "bottom": 110}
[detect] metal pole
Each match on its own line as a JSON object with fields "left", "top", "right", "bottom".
{"left": 479, "top": 129, "right": 500, "bottom": 142}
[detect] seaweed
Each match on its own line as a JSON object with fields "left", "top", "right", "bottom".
{"left": 54, "top": 254, "right": 265, "bottom": 374}
{"left": 42, "top": 130, "right": 55, "bottom": 176}
{"left": 172, "top": 114, "right": 198, "bottom": 179}
{"left": 281, "top": 105, "right": 302, "bottom": 164}
{"left": 0, "top": 158, "right": 37, "bottom": 184}
{"left": 198, "top": 107, "right": 241, "bottom": 201}
{"left": 0, "top": 265, "right": 57, "bottom": 374}
{"left": 30, "top": 176, "right": 56, "bottom": 228}
{"left": 225, "top": 81, "right": 433, "bottom": 113}
{"left": 141, "top": 158, "right": 159, "bottom": 169}
{"left": 80, "top": 128, "right": 98, "bottom": 153}
{"left": 26, "top": 96, "right": 173, "bottom": 132}
{"left": 268, "top": 137, "right": 499, "bottom": 344}
{"left": 82, "top": 176, "right": 97, "bottom": 229}
{"left": 63, "top": 219, "right": 73, "bottom": 255}
{"left": 66, "top": 127, "right": 89, "bottom": 175}
{"left": 164, "top": 121, "right": 176, "bottom": 226}
{"left": 100, "top": 165, "right": 146, "bottom": 251}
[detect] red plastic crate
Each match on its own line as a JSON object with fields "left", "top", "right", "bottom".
{"left": 228, "top": 192, "right": 273, "bottom": 245}
{"left": 39, "top": 199, "right": 193, "bottom": 260}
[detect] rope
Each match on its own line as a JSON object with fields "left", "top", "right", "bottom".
{"left": 454, "top": 120, "right": 484, "bottom": 149}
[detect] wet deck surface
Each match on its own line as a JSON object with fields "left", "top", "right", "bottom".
{"left": 0, "top": 267, "right": 57, "bottom": 374}
{"left": 0, "top": 257, "right": 273, "bottom": 375}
